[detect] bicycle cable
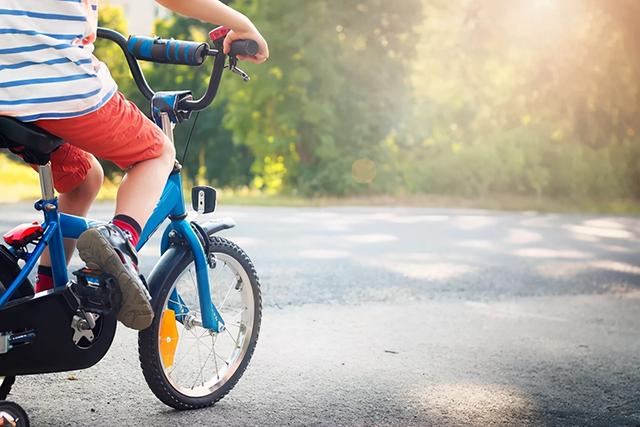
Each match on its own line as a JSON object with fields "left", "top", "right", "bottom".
{"left": 181, "top": 111, "right": 201, "bottom": 164}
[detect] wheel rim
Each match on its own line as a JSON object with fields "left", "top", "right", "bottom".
{"left": 158, "top": 253, "right": 255, "bottom": 398}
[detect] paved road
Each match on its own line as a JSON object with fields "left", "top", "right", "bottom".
{"left": 1, "top": 204, "right": 639, "bottom": 426}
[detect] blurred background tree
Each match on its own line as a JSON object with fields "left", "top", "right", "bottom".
{"left": 406, "top": 0, "right": 640, "bottom": 200}
{"left": 97, "top": 4, "right": 252, "bottom": 186}
{"left": 151, "top": 14, "right": 254, "bottom": 188}
{"left": 221, "top": 0, "right": 423, "bottom": 196}
{"left": 89, "top": 0, "right": 640, "bottom": 205}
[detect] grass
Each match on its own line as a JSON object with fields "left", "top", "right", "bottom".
{"left": 2, "top": 153, "right": 640, "bottom": 214}
{"left": 0, "top": 153, "right": 119, "bottom": 202}
{"left": 218, "top": 191, "right": 640, "bottom": 214}
{"left": 0, "top": 153, "right": 42, "bottom": 202}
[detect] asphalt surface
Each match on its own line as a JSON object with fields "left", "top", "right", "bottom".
{"left": 1, "top": 203, "right": 639, "bottom": 426}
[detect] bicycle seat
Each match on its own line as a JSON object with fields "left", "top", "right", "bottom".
{"left": 0, "top": 116, "right": 64, "bottom": 165}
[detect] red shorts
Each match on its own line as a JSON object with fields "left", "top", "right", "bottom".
{"left": 33, "top": 91, "right": 165, "bottom": 193}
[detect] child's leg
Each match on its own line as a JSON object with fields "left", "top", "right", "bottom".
{"left": 114, "top": 136, "right": 176, "bottom": 228}
{"left": 36, "top": 92, "right": 176, "bottom": 230}
{"left": 36, "top": 152, "right": 103, "bottom": 291}
{"left": 35, "top": 91, "right": 176, "bottom": 329}
{"left": 43, "top": 155, "right": 104, "bottom": 263}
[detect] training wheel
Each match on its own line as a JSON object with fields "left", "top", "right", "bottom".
{"left": 0, "top": 400, "right": 29, "bottom": 427}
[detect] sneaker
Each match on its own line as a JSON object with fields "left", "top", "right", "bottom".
{"left": 77, "top": 224, "right": 154, "bottom": 330}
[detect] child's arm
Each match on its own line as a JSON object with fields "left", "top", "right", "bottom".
{"left": 154, "top": 0, "right": 269, "bottom": 64}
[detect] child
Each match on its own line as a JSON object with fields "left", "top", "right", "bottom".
{"left": 0, "top": 0, "right": 269, "bottom": 330}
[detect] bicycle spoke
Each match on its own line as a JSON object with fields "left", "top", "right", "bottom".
{"left": 225, "top": 328, "right": 240, "bottom": 348}
{"left": 196, "top": 342, "right": 215, "bottom": 388}
{"left": 229, "top": 307, "right": 247, "bottom": 322}
{"left": 208, "top": 261, "right": 221, "bottom": 304}
{"left": 168, "top": 298, "right": 185, "bottom": 309}
{"left": 224, "top": 321, "right": 242, "bottom": 328}
{"left": 168, "top": 301, "right": 199, "bottom": 376}
{"left": 214, "top": 350, "right": 230, "bottom": 367}
{"left": 218, "top": 260, "right": 229, "bottom": 304}
{"left": 212, "top": 334, "right": 220, "bottom": 381}
{"left": 218, "top": 277, "right": 239, "bottom": 311}
{"left": 191, "top": 328, "right": 204, "bottom": 389}
{"left": 168, "top": 321, "right": 191, "bottom": 376}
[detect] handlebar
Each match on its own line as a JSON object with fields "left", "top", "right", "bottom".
{"left": 96, "top": 27, "right": 254, "bottom": 113}
{"left": 97, "top": 28, "right": 154, "bottom": 101}
{"left": 229, "top": 40, "right": 260, "bottom": 57}
{"left": 127, "top": 36, "right": 210, "bottom": 66}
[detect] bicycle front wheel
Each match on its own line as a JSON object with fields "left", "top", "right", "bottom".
{"left": 139, "top": 236, "right": 262, "bottom": 410}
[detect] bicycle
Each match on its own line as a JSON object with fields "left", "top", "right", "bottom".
{"left": 0, "top": 26, "right": 262, "bottom": 421}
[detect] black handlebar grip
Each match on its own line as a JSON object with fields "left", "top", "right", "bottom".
{"left": 229, "top": 40, "right": 260, "bottom": 57}
{"left": 127, "top": 36, "right": 209, "bottom": 66}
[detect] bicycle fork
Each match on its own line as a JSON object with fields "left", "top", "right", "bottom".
{"left": 158, "top": 112, "right": 225, "bottom": 333}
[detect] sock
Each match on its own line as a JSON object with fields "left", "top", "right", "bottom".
{"left": 112, "top": 214, "right": 142, "bottom": 247}
{"left": 35, "top": 265, "right": 54, "bottom": 293}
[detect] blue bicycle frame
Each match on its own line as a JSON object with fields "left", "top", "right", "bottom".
{"left": 0, "top": 110, "right": 225, "bottom": 333}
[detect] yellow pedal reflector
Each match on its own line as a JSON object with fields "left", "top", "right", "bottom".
{"left": 159, "top": 309, "right": 179, "bottom": 369}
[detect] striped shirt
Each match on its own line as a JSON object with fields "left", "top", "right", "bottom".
{"left": 0, "top": 0, "right": 117, "bottom": 122}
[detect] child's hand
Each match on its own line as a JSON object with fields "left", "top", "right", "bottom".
{"left": 223, "top": 27, "right": 269, "bottom": 64}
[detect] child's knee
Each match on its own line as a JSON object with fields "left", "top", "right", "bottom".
{"left": 164, "top": 137, "right": 176, "bottom": 159}
{"left": 81, "top": 156, "right": 104, "bottom": 197}
{"left": 88, "top": 156, "right": 105, "bottom": 187}
{"left": 125, "top": 135, "right": 175, "bottom": 172}
{"left": 160, "top": 136, "right": 176, "bottom": 164}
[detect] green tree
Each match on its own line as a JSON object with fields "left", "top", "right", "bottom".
{"left": 96, "top": 6, "right": 252, "bottom": 186}
{"left": 95, "top": 4, "right": 138, "bottom": 177}
{"left": 223, "top": 0, "right": 424, "bottom": 195}
{"left": 151, "top": 14, "right": 253, "bottom": 187}
{"left": 96, "top": 5, "right": 128, "bottom": 88}
{"left": 407, "top": 0, "right": 640, "bottom": 199}
{"left": 96, "top": 1, "right": 640, "bottom": 202}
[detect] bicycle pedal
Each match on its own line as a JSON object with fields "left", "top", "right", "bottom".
{"left": 70, "top": 268, "right": 122, "bottom": 315}
{"left": 73, "top": 268, "right": 105, "bottom": 285}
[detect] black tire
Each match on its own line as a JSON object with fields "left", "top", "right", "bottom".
{"left": 0, "top": 400, "right": 30, "bottom": 426}
{"left": 139, "top": 236, "right": 262, "bottom": 410}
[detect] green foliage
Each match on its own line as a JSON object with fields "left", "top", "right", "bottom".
{"left": 96, "top": 5, "right": 133, "bottom": 95}
{"left": 96, "top": 6, "right": 252, "bottom": 186}
{"left": 224, "top": 0, "right": 423, "bottom": 195}
{"left": 151, "top": 15, "right": 253, "bottom": 187}
{"left": 401, "top": 0, "right": 640, "bottom": 200}
{"left": 94, "top": 1, "right": 640, "bottom": 202}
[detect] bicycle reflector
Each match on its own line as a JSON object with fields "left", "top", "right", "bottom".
{"left": 159, "top": 309, "right": 179, "bottom": 369}
{"left": 3, "top": 221, "right": 43, "bottom": 247}
{"left": 192, "top": 186, "right": 217, "bottom": 214}
{"left": 209, "top": 26, "right": 230, "bottom": 42}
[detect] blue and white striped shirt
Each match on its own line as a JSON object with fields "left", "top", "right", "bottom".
{"left": 0, "top": 0, "right": 117, "bottom": 122}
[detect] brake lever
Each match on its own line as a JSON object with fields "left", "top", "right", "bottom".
{"left": 227, "top": 56, "right": 250, "bottom": 82}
